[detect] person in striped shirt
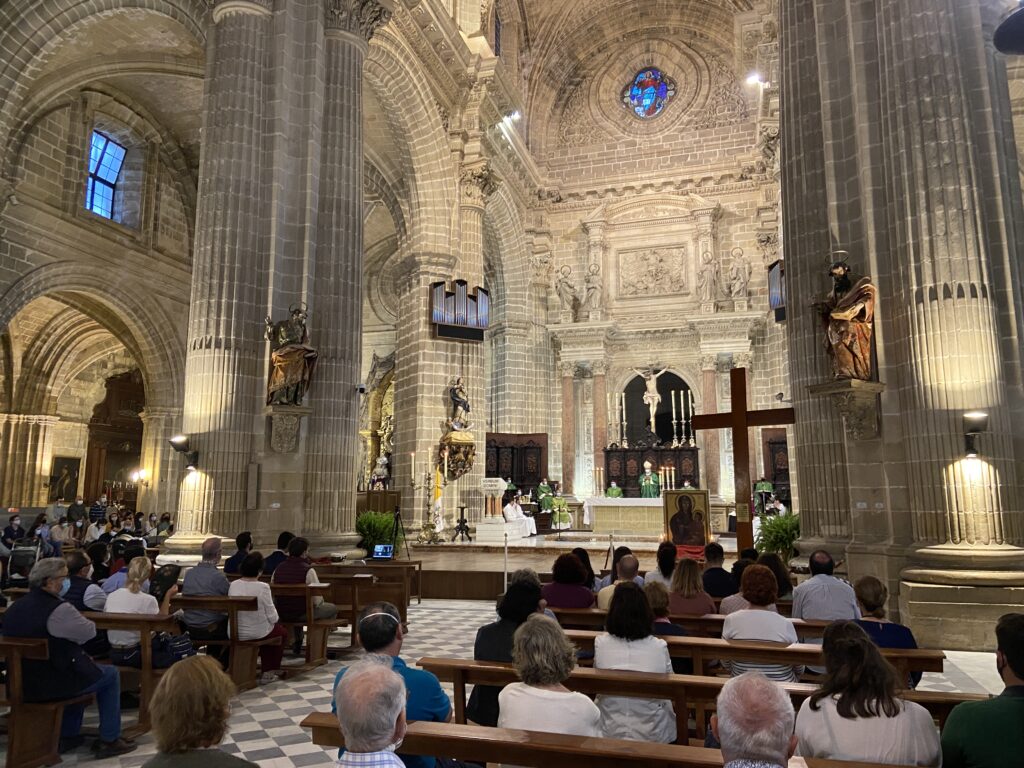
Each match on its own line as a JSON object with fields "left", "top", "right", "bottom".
{"left": 721, "top": 564, "right": 803, "bottom": 682}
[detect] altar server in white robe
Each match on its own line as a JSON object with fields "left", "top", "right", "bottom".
{"left": 503, "top": 494, "right": 537, "bottom": 537}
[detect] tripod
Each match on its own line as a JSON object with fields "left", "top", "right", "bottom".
{"left": 391, "top": 505, "right": 412, "bottom": 560}
{"left": 451, "top": 505, "right": 472, "bottom": 542}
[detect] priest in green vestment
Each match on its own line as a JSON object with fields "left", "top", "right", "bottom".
{"left": 638, "top": 461, "right": 661, "bottom": 498}
{"left": 537, "top": 479, "right": 554, "bottom": 511}
{"left": 754, "top": 476, "right": 774, "bottom": 515}
{"left": 605, "top": 481, "right": 624, "bottom": 498}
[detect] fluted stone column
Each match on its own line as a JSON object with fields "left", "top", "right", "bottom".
{"left": 490, "top": 320, "right": 530, "bottom": 432}
{"left": 592, "top": 361, "right": 608, "bottom": 488}
{"left": 781, "top": 0, "right": 1024, "bottom": 648}
{"left": 0, "top": 414, "right": 58, "bottom": 506}
{"left": 700, "top": 356, "right": 721, "bottom": 498}
{"left": 175, "top": 0, "right": 271, "bottom": 544}
{"left": 304, "top": 1, "right": 392, "bottom": 539}
{"left": 560, "top": 361, "right": 576, "bottom": 494}
{"left": 138, "top": 407, "right": 182, "bottom": 518}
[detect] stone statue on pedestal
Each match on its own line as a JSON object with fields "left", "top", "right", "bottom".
{"left": 729, "top": 249, "right": 752, "bottom": 298}
{"left": 448, "top": 377, "right": 473, "bottom": 431}
{"left": 816, "top": 257, "right": 878, "bottom": 381}
{"left": 555, "top": 265, "right": 579, "bottom": 320}
{"left": 697, "top": 251, "right": 718, "bottom": 302}
{"left": 581, "top": 263, "right": 602, "bottom": 313}
{"left": 265, "top": 304, "right": 318, "bottom": 405}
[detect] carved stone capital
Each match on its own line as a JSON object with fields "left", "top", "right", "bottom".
{"left": 559, "top": 360, "right": 578, "bottom": 378}
{"left": 591, "top": 360, "right": 608, "bottom": 377}
{"left": 460, "top": 163, "right": 500, "bottom": 206}
{"left": 325, "top": 0, "right": 393, "bottom": 41}
{"left": 733, "top": 352, "right": 753, "bottom": 369}
{"left": 700, "top": 355, "right": 718, "bottom": 372}
{"left": 211, "top": 0, "right": 272, "bottom": 23}
{"left": 807, "top": 380, "right": 886, "bottom": 441}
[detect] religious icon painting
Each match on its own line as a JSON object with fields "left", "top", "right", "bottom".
{"left": 49, "top": 456, "right": 81, "bottom": 502}
{"left": 622, "top": 68, "right": 676, "bottom": 119}
{"left": 664, "top": 488, "right": 712, "bottom": 558}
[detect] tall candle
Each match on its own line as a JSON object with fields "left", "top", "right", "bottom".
{"left": 411, "top": 452, "right": 416, "bottom": 478}
{"left": 672, "top": 390, "right": 677, "bottom": 422}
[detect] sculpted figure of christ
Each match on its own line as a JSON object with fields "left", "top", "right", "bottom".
{"left": 632, "top": 366, "right": 668, "bottom": 432}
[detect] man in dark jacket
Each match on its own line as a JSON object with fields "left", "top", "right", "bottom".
{"left": 3, "top": 558, "right": 135, "bottom": 757}
{"left": 262, "top": 530, "right": 294, "bottom": 575}
{"left": 223, "top": 531, "right": 252, "bottom": 575}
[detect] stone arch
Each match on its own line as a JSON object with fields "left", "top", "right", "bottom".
{"left": 0, "top": 0, "right": 208, "bottom": 158}
{"left": 0, "top": 263, "right": 184, "bottom": 410}
{"left": 484, "top": 186, "right": 530, "bottom": 313}
{"left": 366, "top": 26, "right": 455, "bottom": 256}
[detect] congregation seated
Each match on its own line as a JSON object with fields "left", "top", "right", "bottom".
{"left": 792, "top": 549, "right": 860, "bottom": 621}
{"left": 854, "top": 575, "right": 922, "bottom": 688}
{"left": 942, "top": 612, "right": 1024, "bottom": 768}
{"left": 262, "top": 530, "right": 294, "bottom": 575}
{"left": 105, "top": 556, "right": 180, "bottom": 669}
{"left": 757, "top": 552, "right": 794, "bottom": 603}
{"left": 595, "top": 581, "right": 676, "bottom": 743}
{"left": 333, "top": 602, "right": 451, "bottom": 768}
{"left": 701, "top": 541, "right": 737, "bottom": 598}
{"left": 271, "top": 536, "right": 337, "bottom": 655}
{"left": 719, "top": 558, "right": 776, "bottom": 615}
{"left": 102, "top": 539, "right": 149, "bottom": 594}
{"left": 228, "top": 551, "right": 289, "bottom": 683}
{"left": 722, "top": 564, "right": 801, "bottom": 682}
{"left": 143, "top": 655, "right": 258, "bottom": 768}
{"left": 334, "top": 660, "right": 409, "bottom": 768}
{"left": 224, "top": 530, "right": 252, "bottom": 575}
{"left": 466, "top": 580, "right": 545, "bottom": 726}
{"left": 596, "top": 554, "right": 641, "bottom": 610}
{"left": 4, "top": 558, "right": 136, "bottom": 757}
{"left": 498, "top": 613, "right": 601, "bottom": 736}
{"left": 795, "top": 622, "right": 940, "bottom": 765}
{"left": 595, "top": 545, "right": 644, "bottom": 591}
{"left": 667, "top": 557, "right": 716, "bottom": 616}
{"left": 180, "top": 537, "right": 231, "bottom": 667}
{"left": 644, "top": 581, "right": 693, "bottom": 675}
{"left": 712, "top": 672, "right": 797, "bottom": 768}
{"left": 509, "top": 568, "right": 557, "bottom": 619}
{"left": 542, "top": 553, "right": 595, "bottom": 608}
{"left": 571, "top": 546, "right": 599, "bottom": 591}
{"left": 502, "top": 493, "right": 536, "bottom": 537}
{"left": 643, "top": 541, "right": 676, "bottom": 589}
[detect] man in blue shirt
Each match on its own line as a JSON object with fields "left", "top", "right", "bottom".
{"left": 223, "top": 531, "right": 252, "bottom": 575}
{"left": 332, "top": 602, "right": 450, "bottom": 768}
{"left": 181, "top": 537, "right": 230, "bottom": 667}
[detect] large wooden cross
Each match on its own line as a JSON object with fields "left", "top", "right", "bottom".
{"left": 691, "top": 367, "right": 795, "bottom": 552}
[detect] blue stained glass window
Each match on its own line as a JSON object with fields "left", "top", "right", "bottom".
{"left": 622, "top": 68, "right": 676, "bottom": 119}
{"left": 85, "top": 131, "right": 125, "bottom": 219}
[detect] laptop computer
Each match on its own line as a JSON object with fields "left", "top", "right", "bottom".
{"left": 371, "top": 543, "right": 394, "bottom": 561}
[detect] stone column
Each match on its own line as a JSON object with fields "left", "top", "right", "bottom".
{"left": 700, "top": 356, "right": 721, "bottom": 498}
{"left": 592, "top": 361, "right": 608, "bottom": 488}
{"left": 0, "top": 414, "right": 58, "bottom": 506}
{"left": 137, "top": 407, "right": 182, "bottom": 518}
{"left": 175, "top": 0, "right": 272, "bottom": 544}
{"left": 489, "top": 320, "right": 530, "bottom": 432}
{"left": 560, "top": 361, "right": 576, "bottom": 494}
{"left": 303, "top": 1, "right": 392, "bottom": 540}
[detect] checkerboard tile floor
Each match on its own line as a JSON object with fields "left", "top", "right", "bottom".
{"left": 4, "top": 599, "right": 1003, "bottom": 767}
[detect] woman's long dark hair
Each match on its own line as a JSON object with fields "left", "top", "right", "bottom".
{"left": 605, "top": 582, "right": 653, "bottom": 641}
{"left": 571, "top": 547, "right": 596, "bottom": 588}
{"left": 809, "top": 621, "right": 902, "bottom": 719}
{"left": 656, "top": 541, "right": 676, "bottom": 579}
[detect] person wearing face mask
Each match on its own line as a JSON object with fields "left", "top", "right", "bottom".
{"left": 334, "top": 660, "right": 409, "bottom": 768}
{"left": 3, "top": 512, "right": 26, "bottom": 550}
{"left": 65, "top": 551, "right": 107, "bottom": 611}
{"left": 67, "top": 496, "right": 88, "bottom": 526}
{"left": 83, "top": 517, "right": 103, "bottom": 545}
{"left": 70, "top": 517, "right": 87, "bottom": 546}
{"left": 88, "top": 495, "right": 109, "bottom": 524}
{"left": 3, "top": 558, "right": 136, "bottom": 757}
{"left": 50, "top": 516, "right": 68, "bottom": 558}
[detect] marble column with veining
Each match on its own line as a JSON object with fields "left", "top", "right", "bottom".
{"left": 175, "top": 0, "right": 272, "bottom": 542}
{"left": 304, "top": 0, "right": 392, "bottom": 538}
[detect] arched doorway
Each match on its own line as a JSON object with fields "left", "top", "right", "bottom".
{"left": 84, "top": 369, "right": 145, "bottom": 507}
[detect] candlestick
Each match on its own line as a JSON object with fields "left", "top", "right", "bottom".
{"left": 444, "top": 451, "right": 449, "bottom": 478}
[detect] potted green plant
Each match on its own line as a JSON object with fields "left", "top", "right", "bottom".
{"left": 356, "top": 511, "right": 403, "bottom": 551}
{"left": 755, "top": 513, "right": 799, "bottom": 560}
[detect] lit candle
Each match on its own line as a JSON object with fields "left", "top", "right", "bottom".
{"left": 688, "top": 389, "right": 694, "bottom": 415}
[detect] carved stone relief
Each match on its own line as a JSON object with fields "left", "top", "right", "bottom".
{"left": 695, "top": 54, "right": 750, "bottom": 129}
{"left": 618, "top": 246, "right": 688, "bottom": 297}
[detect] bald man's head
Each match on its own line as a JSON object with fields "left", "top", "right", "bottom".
{"left": 809, "top": 550, "right": 834, "bottom": 576}
{"left": 617, "top": 554, "right": 639, "bottom": 580}
{"left": 201, "top": 537, "right": 222, "bottom": 562}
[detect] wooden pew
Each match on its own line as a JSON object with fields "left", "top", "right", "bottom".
{"left": 170, "top": 595, "right": 281, "bottom": 691}
{"left": 82, "top": 612, "right": 180, "bottom": 737}
{"left": 319, "top": 560, "right": 422, "bottom": 605}
{"left": 269, "top": 583, "right": 347, "bottom": 673}
{"left": 301, "top": 714, "right": 894, "bottom": 768}
{"left": 417, "top": 657, "right": 987, "bottom": 739}
{"left": 0, "top": 637, "right": 94, "bottom": 768}
{"left": 550, "top": 607, "right": 829, "bottom": 638}
{"left": 562, "top": 630, "right": 945, "bottom": 684}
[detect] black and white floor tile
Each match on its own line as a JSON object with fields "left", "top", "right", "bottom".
{"left": 7, "top": 599, "right": 1003, "bottom": 767}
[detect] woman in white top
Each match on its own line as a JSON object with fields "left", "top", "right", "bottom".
{"left": 498, "top": 613, "right": 601, "bottom": 746}
{"left": 84, "top": 520, "right": 103, "bottom": 544}
{"left": 105, "top": 556, "right": 178, "bottom": 668}
{"left": 796, "top": 622, "right": 940, "bottom": 766}
{"left": 594, "top": 582, "right": 676, "bottom": 743}
{"left": 721, "top": 564, "right": 800, "bottom": 682}
{"left": 228, "top": 551, "right": 289, "bottom": 683}
{"left": 643, "top": 541, "right": 676, "bottom": 589}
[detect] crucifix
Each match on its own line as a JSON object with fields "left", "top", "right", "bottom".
{"left": 691, "top": 367, "right": 795, "bottom": 551}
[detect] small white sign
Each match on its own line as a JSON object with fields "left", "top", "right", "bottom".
{"left": 855, "top": 501, "right": 868, "bottom": 509}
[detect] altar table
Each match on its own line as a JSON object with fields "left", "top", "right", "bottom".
{"left": 582, "top": 497, "right": 665, "bottom": 535}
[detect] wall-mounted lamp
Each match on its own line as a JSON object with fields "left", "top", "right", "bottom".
{"left": 168, "top": 434, "right": 199, "bottom": 472}
{"left": 746, "top": 71, "right": 764, "bottom": 86}
{"left": 963, "top": 411, "right": 989, "bottom": 458}
{"left": 130, "top": 469, "right": 150, "bottom": 487}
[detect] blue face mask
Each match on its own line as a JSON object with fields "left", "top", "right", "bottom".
{"left": 58, "top": 577, "right": 71, "bottom": 598}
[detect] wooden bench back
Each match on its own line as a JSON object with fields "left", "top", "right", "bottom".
{"left": 550, "top": 607, "right": 829, "bottom": 638}
{"left": 171, "top": 594, "right": 258, "bottom": 641}
{"left": 0, "top": 637, "right": 49, "bottom": 707}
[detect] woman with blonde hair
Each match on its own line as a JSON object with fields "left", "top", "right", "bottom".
{"left": 668, "top": 557, "right": 716, "bottom": 615}
{"left": 104, "top": 556, "right": 179, "bottom": 668}
{"left": 497, "top": 614, "right": 600, "bottom": 737}
{"left": 143, "top": 655, "right": 257, "bottom": 767}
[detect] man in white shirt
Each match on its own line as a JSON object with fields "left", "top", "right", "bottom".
{"left": 712, "top": 672, "right": 797, "bottom": 768}
{"left": 503, "top": 494, "right": 536, "bottom": 537}
{"left": 334, "top": 660, "right": 408, "bottom": 768}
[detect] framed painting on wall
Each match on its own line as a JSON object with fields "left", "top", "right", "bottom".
{"left": 49, "top": 456, "right": 81, "bottom": 502}
{"left": 663, "top": 487, "right": 712, "bottom": 557}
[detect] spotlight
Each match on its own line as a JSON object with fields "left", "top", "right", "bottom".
{"left": 995, "top": 4, "right": 1024, "bottom": 55}
{"left": 963, "top": 411, "right": 989, "bottom": 458}
{"left": 169, "top": 435, "right": 190, "bottom": 451}
{"left": 169, "top": 435, "right": 199, "bottom": 470}
{"left": 746, "top": 72, "right": 763, "bottom": 86}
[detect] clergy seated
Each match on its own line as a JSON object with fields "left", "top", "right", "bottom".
{"left": 502, "top": 500, "right": 536, "bottom": 538}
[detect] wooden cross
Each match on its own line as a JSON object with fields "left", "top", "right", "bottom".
{"left": 691, "top": 367, "right": 795, "bottom": 552}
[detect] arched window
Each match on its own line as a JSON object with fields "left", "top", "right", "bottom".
{"left": 622, "top": 68, "right": 676, "bottom": 119}
{"left": 86, "top": 131, "right": 126, "bottom": 219}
